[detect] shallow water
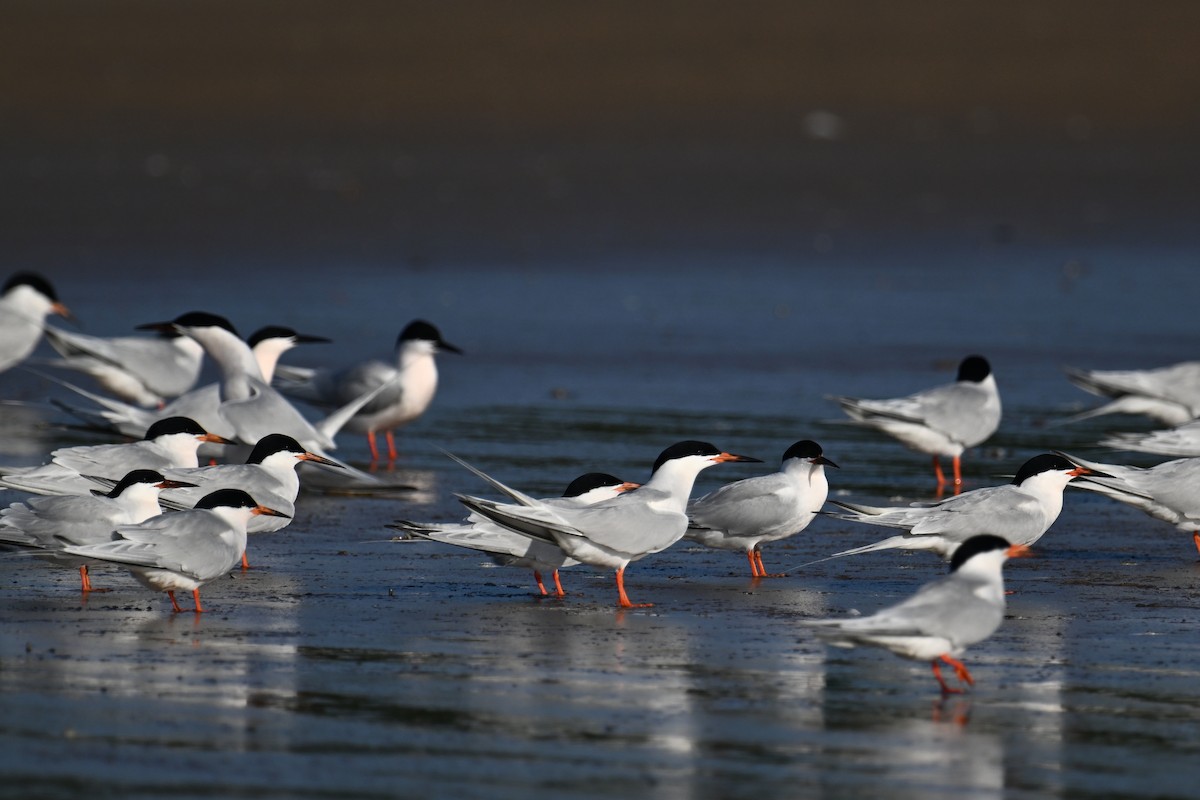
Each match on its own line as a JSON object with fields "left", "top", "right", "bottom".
{"left": 1, "top": 250, "right": 1199, "bottom": 798}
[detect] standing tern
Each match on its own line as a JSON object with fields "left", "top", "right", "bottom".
{"left": 392, "top": 470, "right": 639, "bottom": 597}
{"left": 806, "top": 534, "right": 1031, "bottom": 695}
{"left": 1063, "top": 361, "right": 1200, "bottom": 426}
{"left": 1059, "top": 451, "right": 1200, "bottom": 555}
{"left": 275, "top": 319, "right": 462, "bottom": 463}
{"left": 686, "top": 440, "right": 837, "bottom": 577}
{"left": 0, "top": 416, "right": 234, "bottom": 496}
{"left": 822, "top": 454, "right": 1089, "bottom": 560}
{"left": 41, "top": 324, "right": 204, "bottom": 407}
{"left": 831, "top": 355, "right": 1001, "bottom": 490}
{"left": 456, "top": 441, "right": 761, "bottom": 608}
{"left": 58, "top": 488, "right": 289, "bottom": 613}
{"left": 0, "top": 469, "right": 195, "bottom": 591}
{"left": 0, "top": 271, "right": 72, "bottom": 374}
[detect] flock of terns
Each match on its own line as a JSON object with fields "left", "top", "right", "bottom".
{"left": 1, "top": 270, "right": 1199, "bottom": 694}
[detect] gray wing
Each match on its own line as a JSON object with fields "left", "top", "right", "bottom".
{"left": 0, "top": 496, "right": 129, "bottom": 548}
{"left": 688, "top": 474, "right": 799, "bottom": 536}
{"left": 64, "top": 512, "right": 236, "bottom": 578}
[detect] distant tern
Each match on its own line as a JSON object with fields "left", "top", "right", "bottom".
{"left": 59, "top": 488, "right": 289, "bottom": 613}
{"left": 1060, "top": 450, "right": 1200, "bottom": 555}
{"left": 276, "top": 319, "right": 462, "bottom": 462}
{"left": 392, "top": 470, "right": 638, "bottom": 596}
{"left": 41, "top": 324, "right": 204, "bottom": 407}
{"left": 456, "top": 441, "right": 760, "bottom": 607}
{"left": 1064, "top": 361, "right": 1200, "bottom": 426}
{"left": 686, "top": 440, "right": 837, "bottom": 577}
{"left": 806, "top": 534, "right": 1031, "bottom": 695}
{"left": 822, "top": 454, "right": 1088, "bottom": 560}
{"left": 0, "top": 271, "right": 72, "bottom": 374}
{"left": 0, "top": 469, "right": 195, "bottom": 591}
{"left": 831, "top": 355, "right": 1001, "bottom": 489}
{"left": 0, "top": 416, "right": 234, "bottom": 496}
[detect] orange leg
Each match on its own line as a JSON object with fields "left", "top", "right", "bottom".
{"left": 1193, "top": 531, "right": 1200, "bottom": 555}
{"left": 192, "top": 588, "right": 206, "bottom": 613}
{"left": 532, "top": 570, "right": 549, "bottom": 596}
{"left": 385, "top": 430, "right": 398, "bottom": 462}
{"left": 167, "top": 590, "right": 184, "bottom": 613}
{"left": 79, "top": 565, "right": 92, "bottom": 592}
{"left": 939, "top": 653, "right": 974, "bottom": 689}
{"left": 932, "top": 457, "right": 947, "bottom": 488}
{"left": 551, "top": 570, "right": 566, "bottom": 597}
{"left": 241, "top": 550, "right": 250, "bottom": 570}
{"left": 753, "top": 550, "right": 784, "bottom": 578}
{"left": 616, "top": 567, "right": 653, "bottom": 608}
{"left": 930, "top": 660, "right": 962, "bottom": 695}
{"left": 366, "top": 432, "right": 380, "bottom": 462}
{"left": 746, "top": 550, "right": 762, "bottom": 577}
{"left": 952, "top": 456, "right": 963, "bottom": 488}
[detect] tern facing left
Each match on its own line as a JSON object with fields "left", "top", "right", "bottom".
{"left": 686, "top": 440, "right": 837, "bottom": 577}
{"left": 456, "top": 440, "right": 760, "bottom": 608}
{"left": 59, "top": 488, "right": 289, "bottom": 613}
{"left": 1064, "top": 361, "right": 1200, "bottom": 427}
{"left": 806, "top": 534, "right": 1031, "bottom": 695}
{"left": 825, "top": 454, "right": 1089, "bottom": 560}
{"left": 831, "top": 355, "right": 1001, "bottom": 489}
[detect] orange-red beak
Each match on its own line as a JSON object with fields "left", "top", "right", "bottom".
{"left": 300, "top": 452, "right": 343, "bottom": 468}
{"left": 252, "top": 505, "right": 291, "bottom": 519}
{"left": 1067, "top": 466, "right": 1091, "bottom": 478}
{"left": 713, "top": 452, "right": 762, "bottom": 464}
{"left": 1006, "top": 543, "right": 1033, "bottom": 558}
{"left": 199, "top": 433, "right": 237, "bottom": 445}
{"left": 617, "top": 481, "right": 641, "bottom": 493}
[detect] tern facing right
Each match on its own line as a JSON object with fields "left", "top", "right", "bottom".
{"left": 825, "top": 454, "right": 1088, "bottom": 560}
{"left": 393, "top": 471, "right": 639, "bottom": 597}
{"left": 59, "top": 488, "right": 289, "bottom": 613}
{"left": 456, "top": 440, "right": 760, "bottom": 608}
{"left": 806, "top": 534, "right": 1031, "bottom": 695}
{"left": 0, "top": 271, "right": 72, "bottom": 374}
{"left": 1059, "top": 451, "right": 1200, "bottom": 555}
{"left": 831, "top": 355, "right": 1001, "bottom": 489}
{"left": 686, "top": 440, "right": 837, "bottom": 577}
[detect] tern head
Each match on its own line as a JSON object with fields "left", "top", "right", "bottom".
{"left": 651, "top": 441, "right": 761, "bottom": 474}
{"left": 399, "top": 320, "right": 463, "bottom": 356}
{"left": 562, "top": 472, "right": 640, "bottom": 501}
{"left": 195, "top": 488, "right": 291, "bottom": 519}
{"left": 247, "top": 325, "right": 331, "bottom": 350}
{"left": 138, "top": 311, "right": 239, "bottom": 339}
{"left": 100, "top": 469, "right": 198, "bottom": 498}
{"left": 782, "top": 440, "right": 839, "bottom": 469}
{"left": 2, "top": 271, "right": 72, "bottom": 320}
{"left": 949, "top": 534, "right": 1032, "bottom": 573}
{"left": 247, "top": 433, "right": 342, "bottom": 469}
{"left": 145, "top": 416, "right": 236, "bottom": 446}
{"left": 1011, "top": 453, "right": 1090, "bottom": 487}
{"left": 957, "top": 355, "right": 992, "bottom": 383}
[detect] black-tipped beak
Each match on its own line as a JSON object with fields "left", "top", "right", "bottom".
{"left": 300, "top": 452, "right": 344, "bottom": 468}
{"left": 200, "top": 433, "right": 237, "bottom": 446}
{"left": 814, "top": 455, "right": 839, "bottom": 469}
{"left": 52, "top": 302, "right": 75, "bottom": 323}
{"left": 136, "top": 320, "right": 176, "bottom": 334}
{"left": 438, "top": 340, "right": 463, "bottom": 355}
{"left": 714, "top": 452, "right": 762, "bottom": 464}
{"left": 252, "top": 505, "right": 291, "bottom": 519}
{"left": 1067, "top": 466, "right": 1098, "bottom": 479}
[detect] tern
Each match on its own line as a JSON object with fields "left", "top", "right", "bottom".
{"left": 1060, "top": 450, "right": 1200, "bottom": 555}
{"left": 686, "top": 440, "right": 837, "bottom": 577}
{"left": 806, "top": 534, "right": 1031, "bottom": 695}
{"left": 41, "top": 324, "right": 204, "bottom": 407}
{"left": 1064, "top": 361, "right": 1200, "bottom": 427}
{"left": 0, "top": 271, "right": 72, "bottom": 374}
{"left": 0, "top": 416, "right": 234, "bottom": 496}
{"left": 392, "top": 469, "right": 639, "bottom": 597}
{"left": 831, "top": 355, "right": 1001, "bottom": 489}
{"left": 455, "top": 441, "right": 761, "bottom": 608}
{"left": 58, "top": 488, "right": 289, "bottom": 613}
{"left": 276, "top": 319, "right": 462, "bottom": 463}
{"left": 1098, "top": 420, "right": 1200, "bottom": 458}
{"left": 0, "top": 469, "right": 195, "bottom": 591}
{"left": 821, "top": 454, "right": 1088, "bottom": 560}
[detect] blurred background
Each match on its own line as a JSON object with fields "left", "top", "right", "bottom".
{"left": 3, "top": 0, "right": 1199, "bottom": 273}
